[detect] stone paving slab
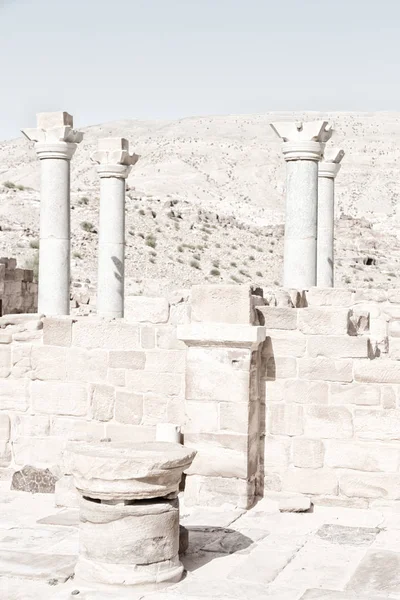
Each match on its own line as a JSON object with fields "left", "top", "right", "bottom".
{"left": 346, "top": 549, "right": 400, "bottom": 597}
{"left": 0, "top": 549, "right": 75, "bottom": 581}
{"left": 37, "top": 509, "right": 79, "bottom": 527}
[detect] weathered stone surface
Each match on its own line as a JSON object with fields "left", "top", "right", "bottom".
{"left": 304, "top": 406, "right": 353, "bottom": 438}
{"left": 11, "top": 414, "right": 49, "bottom": 437}
{"left": 145, "top": 350, "right": 186, "bottom": 373}
{"left": 263, "top": 332, "right": 306, "bottom": 357}
{"left": 54, "top": 474, "right": 80, "bottom": 508}
{"left": 389, "top": 337, "right": 400, "bottom": 360}
{"left": 347, "top": 550, "right": 400, "bottom": 596}
{"left": 307, "top": 336, "right": 368, "bottom": 359}
{"left": 354, "top": 409, "right": 400, "bottom": 440}
{"left": 43, "top": 317, "right": 72, "bottom": 346}
{"left": 31, "top": 381, "right": 88, "bottom": 416}
{"left": 64, "top": 440, "right": 196, "bottom": 500}
{"left": 325, "top": 440, "right": 400, "bottom": 472}
{"left": 124, "top": 296, "right": 169, "bottom": 323}
{"left": 72, "top": 319, "right": 140, "bottom": 349}
{"left": 354, "top": 359, "right": 400, "bottom": 383}
{"left": 264, "top": 437, "right": 291, "bottom": 468}
{"left": 109, "top": 350, "right": 146, "bottom": 370}
{"left": 269, "top": 404, "right": 304, "bottom": 436}
{"left": 114, "top": 390, "right": 143, "bottom": 424}
{"left": 66, "top": 348, "right": 108, "bottom": 383}
{"left": 316, "top": 524, "right": 379, "bottom": 546}
{"left": 31, "top": 346, "right": 66, "bottom": 380}
{"left": 184, "top": 474, "right": 255, "bottom": 509}
{"left": 293, "top": 438, "right": 324, "bottom": 468}
{"left": 0, "top": 345, "right": 11, "bottom": 377}
{"left": 265, "top": 356, "right": 297, "bottom": 379}
{"left": 126, "top": 370, "right": 183, "bottom": 396}
{"left": 329, "top": 382, "right": 380, "bottom": 406}
{"left": 0, "top": 379, "right": 29, "bottom": 411}
{"left": 142, "top": 394, "right": 169, "bottom": 425}
{"left": 298, "top": 358, "right": 353, "bottom": 382}
{"left": 339, "top": 471, "right": 400, "bottom": 499}
{"left": 185, "top": 400, "right": 219, "bottom": 433}
{"left": 284, "top": 379, "right": 329, "bottom": 404}
{"left": 282, "top": 467, "right": 338, "bottom": 496}
{"left": 11, "top": 465, "right": 58, "bottom": 493}
{"left": 382, "top": 386, "right": 396, "bottom": 409}
{"left": 305, "top": 287, "right": 354, "bottom": 307}
{"left": 89, "top": 383, "right": 114, "bottom": 421}
{"left": 257, "top": 306, "right": 298, "bottom": 330}
{"left": 13, "top": 436, "right": 65, "bottom": 467}
{"left": 298, "top": 308, "right": 349, "bottom": 335}
{"left": 191, "top": 284, "right": 255, "bottom": 324}
{"left": 140, "top": 325, "right": 156, "bottom": 349}
{"left": 107, "top": 367, "right": 126, "bottom": 387}
{"left": 279, "top": 495, "right": 312, "bottom": 512}
{"left": 51, "top": 417, "right": 104, "bottom": 441}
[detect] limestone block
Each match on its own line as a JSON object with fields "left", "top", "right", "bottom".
{"left": 269, "top": 404, "right": 304, "bottom": 436}
{"left": 51, "top": 418, "right": 104, "bottom": 441}
{"left": 257, "top": 307, "right": 298, "bottom": 330}
{"left": 124, "top": 296, "right": 169, "bottom": 323}
{"left": 298, "top": 358, "right": 353, "bottom": 382}
{"left": 186, "top": 347, "right": 251, "bottom": 402}
{"left": 55, "top": 475, "right": 79, "bottom": 508}
{"left": 354, "top": 409, "right": 400, "bottom": 440}
{"left": 31, "top": 346, "right": 66, "bottom": 380}
{"left": 354, "top": 359, "right": 400, "bottom": 383}
{"left": 72, "top": 319, "right": 140, "bottom": 349}
{"left": 263, "top": 437, "right": 291, "bottom": 468}
{"left": 0, "top": 332, "right": 12, "bottom": 344}
{"left": 142, "top": 394, "right": 169, "bottom": 425}
{"left": 185, "top": 431, "right": 248, "bottom": 454}
{"left": 145, "top": 350, "right": 186, "bottom": 373}
{"left": 381, "top": 304, "right": 400, "bottom": 319}
{"left": 298, "top": 308, "right": 349, "bottom": 335}
{"left": 325, "top": 440, "right": 400, "bottom": 472}
{"left": 283, "top": 379, "right": 329, "bottom": 404}
{"left": 388, "top": 290, "right": 400, "bottom": 303}
{"left": 282, "top": 467, "right": 338, "bottom": 496}
{"left": 307, "top": 336, "right": 369, "bottom": 359}
{"left": 31, "top": 381, "right": 88, "bottom": 416}
{"left": 167, "top": 396, "right": 185, "bottom": 424}
{"left": 13, "top": 436, "right": 65, "bottom": 467}
{"left": 114, "top": 389, "right": 143, "bottom": 424}
{"left": 89, "top": 383, "right": 115, "bottom": 421}
{"left": 169, "top": 301, "right": 191, "bottom": 325}
{"left": 348, "top": 309, "right": 370, "bottom": 336}
{"left": 329, "top": 383, "right": 380, "bottom": 406}
{"left": 66, "top": 348, "right": 108, "bottom": 383}
{"left": 185, "top": 400, "right": 219, "bottom": 433}
{"left": 219, "top": 401, "right": 251, "bottom": 434}
{"left": 140, "top": 326, "right": 156, "bottom": 349}
{"left": 304, "top": 406, "right": 353, "bottom": 438}
{"left": 389, "top": 338, "right": 400, "bottom": 360}
{"left": 304, "top": 288, "right": 354, "bottom": 307}
{"left": 0, "top": 379, "right": 29, "bottom": 411}
{"left": 0, "top": 440, "right": 11, "bottom": 466}
{"left": 264, "top": 380, "right": 286, "bottom": 403}
{"left": 43, "top": 318, "right": 72, "bottom": 347}
{"left": 265, "top": 356, "right": 297, "bottom": 379}
{"left": 389, "top": 321, "right": 400, "bottom": 337}
{"left": 156, "top": 326, "right": 186, "bottom": 349}
{"left": 184, "top": 474, "right": 255, "bottom": 509}
{"left": 107, "top": 367, "right": 126, "bottom": 387}
{"left": 105, "top": 423, "right": 155, "bottom": 443}
{"left": 353, "top": 288, "right": 387, "bottom": 302}
{"left": 156, "top": 423, "right": 181, "bottom": 443}
{"left": 11, "top": 414, "right": 50, "bottom": 437}
{"left": 109, "top": 350, "right": 146, "bottom": 370}
{"left": 382, "top": 386, "right": 397, "bottom": 409}
{"left": 339, "top": 471, "right": 400, "bottom": 499}
{"left": 186, "top": 444, "right": 248, "bottom": 479}
{"left": 279, "top": 495, "right": 312, "bottom": 512}
{"left": 191, "top": 284, "right": 255, "bottom": 324}
{"left": 125, "top": 370, "right": 184, "bottom": 396}
{"left": 178, "top": 323, "right": 265, "bottom": 347}
{"left": 0, "top": 414, "right": 10, "bottom": 463}
{"left": 0, "top": 345, "right": 11, "bottom": 377}
{"left": 262, "top": 331, "right": 306, "bottom": 357}
{"left": 293, "top": 438, "right": 324, "bottom": 468}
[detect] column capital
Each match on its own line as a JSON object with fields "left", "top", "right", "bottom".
{"left": 92, "top": 137, "right": 139, "bottom": 179}
{"left": 270, "top": 120, "right": 333, "bottom": 161}
{"left": 21, "top": 111, "right": 83, "bottom": 160}
{"left": 319, "top": 148, "right": 345, "bottom": 179}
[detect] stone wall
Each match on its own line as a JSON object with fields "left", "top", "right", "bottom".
{"left": 261, "top": 286, "right": 400, "bottom": 509}
{"left": 0, "top": 258, "right": 37, "bottom": 316}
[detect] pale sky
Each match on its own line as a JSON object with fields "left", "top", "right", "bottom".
{"left": 1, "top": 0, "right": 400, "bottom": 140}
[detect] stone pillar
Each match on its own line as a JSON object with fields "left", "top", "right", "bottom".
{"left": 317, "top": 148, "right": 345, "bottom": 288}
{"left": 178, "top": 285, "right": 266, "bottom": 509}
{"left": 22, "top": 112, "right": 83, "bottom": 315}
{"left": 270, "top": 120, "right": 333, "bottom": 289}
{"left": 65, "top": 440, "right": 195, "bottom": 589}
{"left": 92, "top": 138, "right": 138, "bottom": 318}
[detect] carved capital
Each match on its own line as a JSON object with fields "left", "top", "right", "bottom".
{"left": 319, "top": 148, "right": 345, "bottom": 178}
{"left": 92, "top": 138, "right": 139, "bottom": 178}
{"left": 270, "top": 120, "right": 333, "bottom": 161}
{"left": 21, "top": 112, "right": 83, "bottom": 158}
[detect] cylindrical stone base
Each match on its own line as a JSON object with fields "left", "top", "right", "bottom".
{"left": 317, "top": 176, "right": 335, "bottom": 287}
{"left": 97, "top": 176, "right": 125, "bottom": 318}
{"left": 75, "top": 495, "right": 183, "bottom": 588}
{"left": 283, "top": 159, "right": 318, "bottom": 289}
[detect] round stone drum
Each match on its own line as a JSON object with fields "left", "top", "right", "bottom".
{"left": 64, "top": 440, "right": 196, "bottom": 588}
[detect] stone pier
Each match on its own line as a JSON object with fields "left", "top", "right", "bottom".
{"left": 65, "top": 440, "right": 195, "bottom": 589}
{"left": 93, "top": 138, "right": 138, "bottom": 318}
{"left": 317, "top": 148, "right": 345, "bottom": 287}
{"left": 22, "top": 112, "right": 83, "bottom": 315}
{"left": 270, "top": 120, "right": 333, "bottom": 289}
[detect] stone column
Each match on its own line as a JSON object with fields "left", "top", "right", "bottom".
{"left": 270, "top": 121, "right": 333, "bottom": 289}
{"left": 22, "top": 112, "right": 83, "bottom": 315}
{"left": 317, "top": 148, "right": 345, "bottom": 288}
{"left": 92, "top": 138, "right": 138, "bottom": 318}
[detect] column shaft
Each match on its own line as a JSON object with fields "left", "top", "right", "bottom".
{"left": 97, "top": 176, "right": 126, "bottom": 318}
{"left": 284, "top": 159, "right": 318, "bottom": 289}
{"left": 38, "top": 157, "right": 71, "bottom": 315}
{"left": 317, "top": 176, "right": 335, "bottom": 287}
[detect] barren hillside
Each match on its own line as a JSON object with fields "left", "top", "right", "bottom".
{"left": 1, "top": 111, "right": 400, "bottom": 297}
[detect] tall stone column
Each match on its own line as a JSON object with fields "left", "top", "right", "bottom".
{"left": 22, "top": 112, "right": 83, "bottom": 315}
{"left": 270, "top": 121, "right": 333, "bottom": 289}
{"left": 92, "top": 138, "right": 138, "bottom": 319}
{"left": 317, "top": 148, "right": 345, "bottom": 288}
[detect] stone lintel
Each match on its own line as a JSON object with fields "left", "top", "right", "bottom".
{"left": 177, "top": 323, "right": 266, "bottom": 348}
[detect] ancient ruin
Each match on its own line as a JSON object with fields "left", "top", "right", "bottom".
{"left": 2, "top": 112, "right": 400, "bottom": 598}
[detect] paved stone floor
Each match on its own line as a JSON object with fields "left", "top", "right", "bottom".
{"left": 2, "top": 481, "right": 400, "bottom": 599}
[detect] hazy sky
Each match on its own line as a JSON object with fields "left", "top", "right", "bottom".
{"left": 1, "top": 0, "right": 400, "bottom": 139}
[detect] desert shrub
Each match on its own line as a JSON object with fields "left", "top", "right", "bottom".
{"left": 25, "top": 252, "right": 39, "bottom": 281}
{"left": 239, "top": 269, "right": 250, "bottom": 277}
{"left": 73, "top": 251, "right": 82, "bottom": 259}
{"left": 215, "top": 243, "right": 221, "bottom": 248}
{"left": 139, "top": 209, "right": 145, "bottom": 216}
{"left": 16, "top": 184, "right": 25, "bottom": 191}
{"left": 78, "top": 196, "right": 89, "bottom": 205}
{"left": 230, "top": 275, "right": 241, "bottom": 283}
{"left": 190, "top": 260, "right": 201, "bottom": 270}
{"left": 249, "top": 255, "right": 255, "bottom": 261}
{"left": 149, "top": 257, "right": 156, "bottom": 264}
{"left": 80, "top": 221, "right": 96, "bottom": 233}
{"left": 256, "top": 271, "right": 263, "bottom": 277}
{"left": 212, "top": 260, "right": 220, "bottom": 268}
{"left": 145, "top": 235, "right": 156, "bottom": 248}
{"left": 177, "top": 246, "right": 184, "bottom": 253}
{"left": 128, "top": 229, "right": 134, "bottom": 236}
{"left": 3, "top": 181, "right": 15, "bottom": 189}
{"left": 210, "top": 268, "right": 220, "bottom": 276}
{"left": 193, "top": 254, "right": 201, "bottom": 261}
{"left": 29, "top": 239, "right": 40, "bottom": 249}
{"left": 230, "top": 261, "right": 237, "bottom": 268}
{"left": 344, "top": 276, "right": 351, "bottom": 284}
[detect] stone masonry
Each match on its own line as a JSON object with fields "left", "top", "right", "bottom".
{"left": 0, "top": 257, "right": 37, "bottom": 316}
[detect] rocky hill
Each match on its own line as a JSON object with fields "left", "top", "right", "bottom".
{"left": 1, "top": 111, "right": 400, "bottom": 298}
